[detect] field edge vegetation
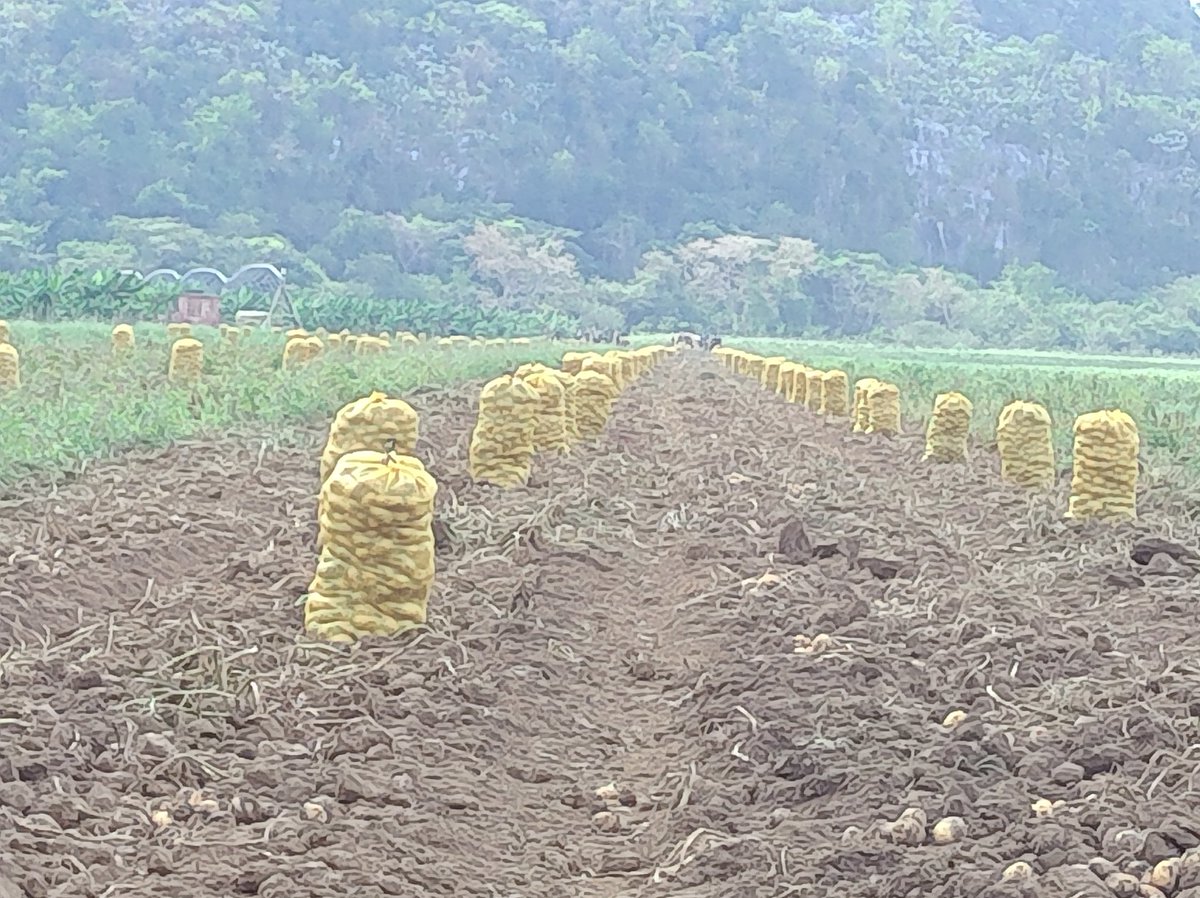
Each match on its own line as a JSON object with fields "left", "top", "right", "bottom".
{"left": 0, "top": 321, "right": 590, "bottom": 494}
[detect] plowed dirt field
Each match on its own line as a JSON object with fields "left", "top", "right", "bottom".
{"left": 1, "top": 354, "right": 1199, "bottom": 898}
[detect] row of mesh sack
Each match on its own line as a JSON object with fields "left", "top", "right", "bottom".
{"left": 710, "top": 344, "right": 1138, "bottom": 520}
{"left": 304, "top": 343, "right": 677, "bottom": 642}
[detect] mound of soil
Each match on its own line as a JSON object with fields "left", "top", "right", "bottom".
{"left": 0, "top": 354, "right": 1198, "bottom": 897}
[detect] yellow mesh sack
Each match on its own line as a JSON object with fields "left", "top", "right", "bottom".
{"left": 304, "top": 450, "right": 437, "bottom": 643}
{"left": 345, "top": 334, "right": 360, "bottom": 351}
{"left": 219, "top": 324, "right": 239, "bottom": 346}
{"left": 744, "top": 355, "right": 765, "bottom": 381}
{"left": 820, "top": 370, "right": 850, "bottom": 416}
{"left": 240, "top": 325, "right": 253, "bottom": 338}
{"left": 761, "top": 357, "right": 786, "bottom": 392}
{"left": 621, "top": 350, "right": 640, "bottom": 383}
{"left": 468, "top": 375, "right": 540, "bottom": 487}
{"left": 630, "top": 350, "right": 648, "bottom": 377}
{"left": 624, "top": 350, "right": 643, "bottom": 379}
{"left": 328, "top": 333, "right": 343, "bottom": 349}
{"left": 286, "top": 329, "right": 308, "bottom": 340}
{"left": 509, "top": 337, "right": 532, "bottom": 345}
{"left": 168, "top": 337, "right": 204, "bottom": 383}
{"left": 574, "top": 369, "right": 620, "bottom": 439}
{"left": 852, "top": 378, "right": 878, "bottom": 432}
{"left": 0, "top": 320, "right": 10, "bottom": 344}
{"left": 581, "top": 356, "right": 622, "bottom": 391}
{"left": 354, "top": 336, "right": 388, "bottom": 355}
{"left": 112, "top": 324, "right": 135, "bottom": 355}
{"left": 778, "top": 362, "right": 801, "bottom": 401}
{"left": 283, "top": 335, "right": 324, "bottom": 370}
{"left": 397, "top": 332, "right": 420, "bottom": 346}
{"left": 320, "top": 391, "right": 420, "bottom": 484}
{"left": 636, "top": 346, "right": 660, "bottom": 374}
{"left": 923, "top": 392, "right": 973, "bottom": 462}
{"left": 0, "top": 343, "right": 19, "bottom": 389}
{"left": 996, "top": 401, "right": 1055, "bottom": 490}
{"left": 804, "top": 370, "right": 824, "bottom": 412}
{"left": 792, "top": 365, "right": 809, "bottom": 406}
{"left": 521, "top": 366, "right": 570, "bottom": 453}
{"left": 561, "top": 351, "right": 590, "bottom": 375}
{"left": 866, "top": 381, "right": 901, "bottom": 435}
{"left": 595, "top": 353, "right": 626, "bottom": 390}
{"left": 608, "top": 351, "right": 636, "bottom": 386}
{"left": 167, "top": 322, "right": 191, "bottom": 341}
{"left": 559, "top": 369, "right": 582, "bottom": 445}
{"left": 783, "top": 362, "right": 803, "bottom": 399}
{"left": 1066, "top": 410, "right": 1139, "bottom": 521}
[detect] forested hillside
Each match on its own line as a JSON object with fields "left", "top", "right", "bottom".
{"left": 3, "top": 0, "right": 1200, "bottom": 349}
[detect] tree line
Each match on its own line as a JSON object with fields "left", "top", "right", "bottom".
{"left": 1, "top": 0, "right": 1199, "bottom": 350}
{"left": 4, "top": 226, "right": 1200, "bottom": 353}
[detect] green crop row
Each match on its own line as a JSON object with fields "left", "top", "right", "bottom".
{"left": 0, "top": 321, "right": 582, "bottom": 492}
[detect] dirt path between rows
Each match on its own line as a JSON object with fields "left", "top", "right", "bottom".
{"left": 0, "top": 354, "right": 755, "bottom": 897}
{"left": 1, "top": 353, "right": 1199, "bottom": 898}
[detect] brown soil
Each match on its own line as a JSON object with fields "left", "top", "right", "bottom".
{"left": 1, "top": 354, "right": 1199, "bottom": 898}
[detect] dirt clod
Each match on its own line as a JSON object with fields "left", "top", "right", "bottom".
{"left": 591, "top": 811, "right": 621, "bottom": 833}
{"left": 1108, "top": 872, "right": 1143, "bottom": 897}
{"left": 933, "top": 816, "right": 967, "bottom": 844}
